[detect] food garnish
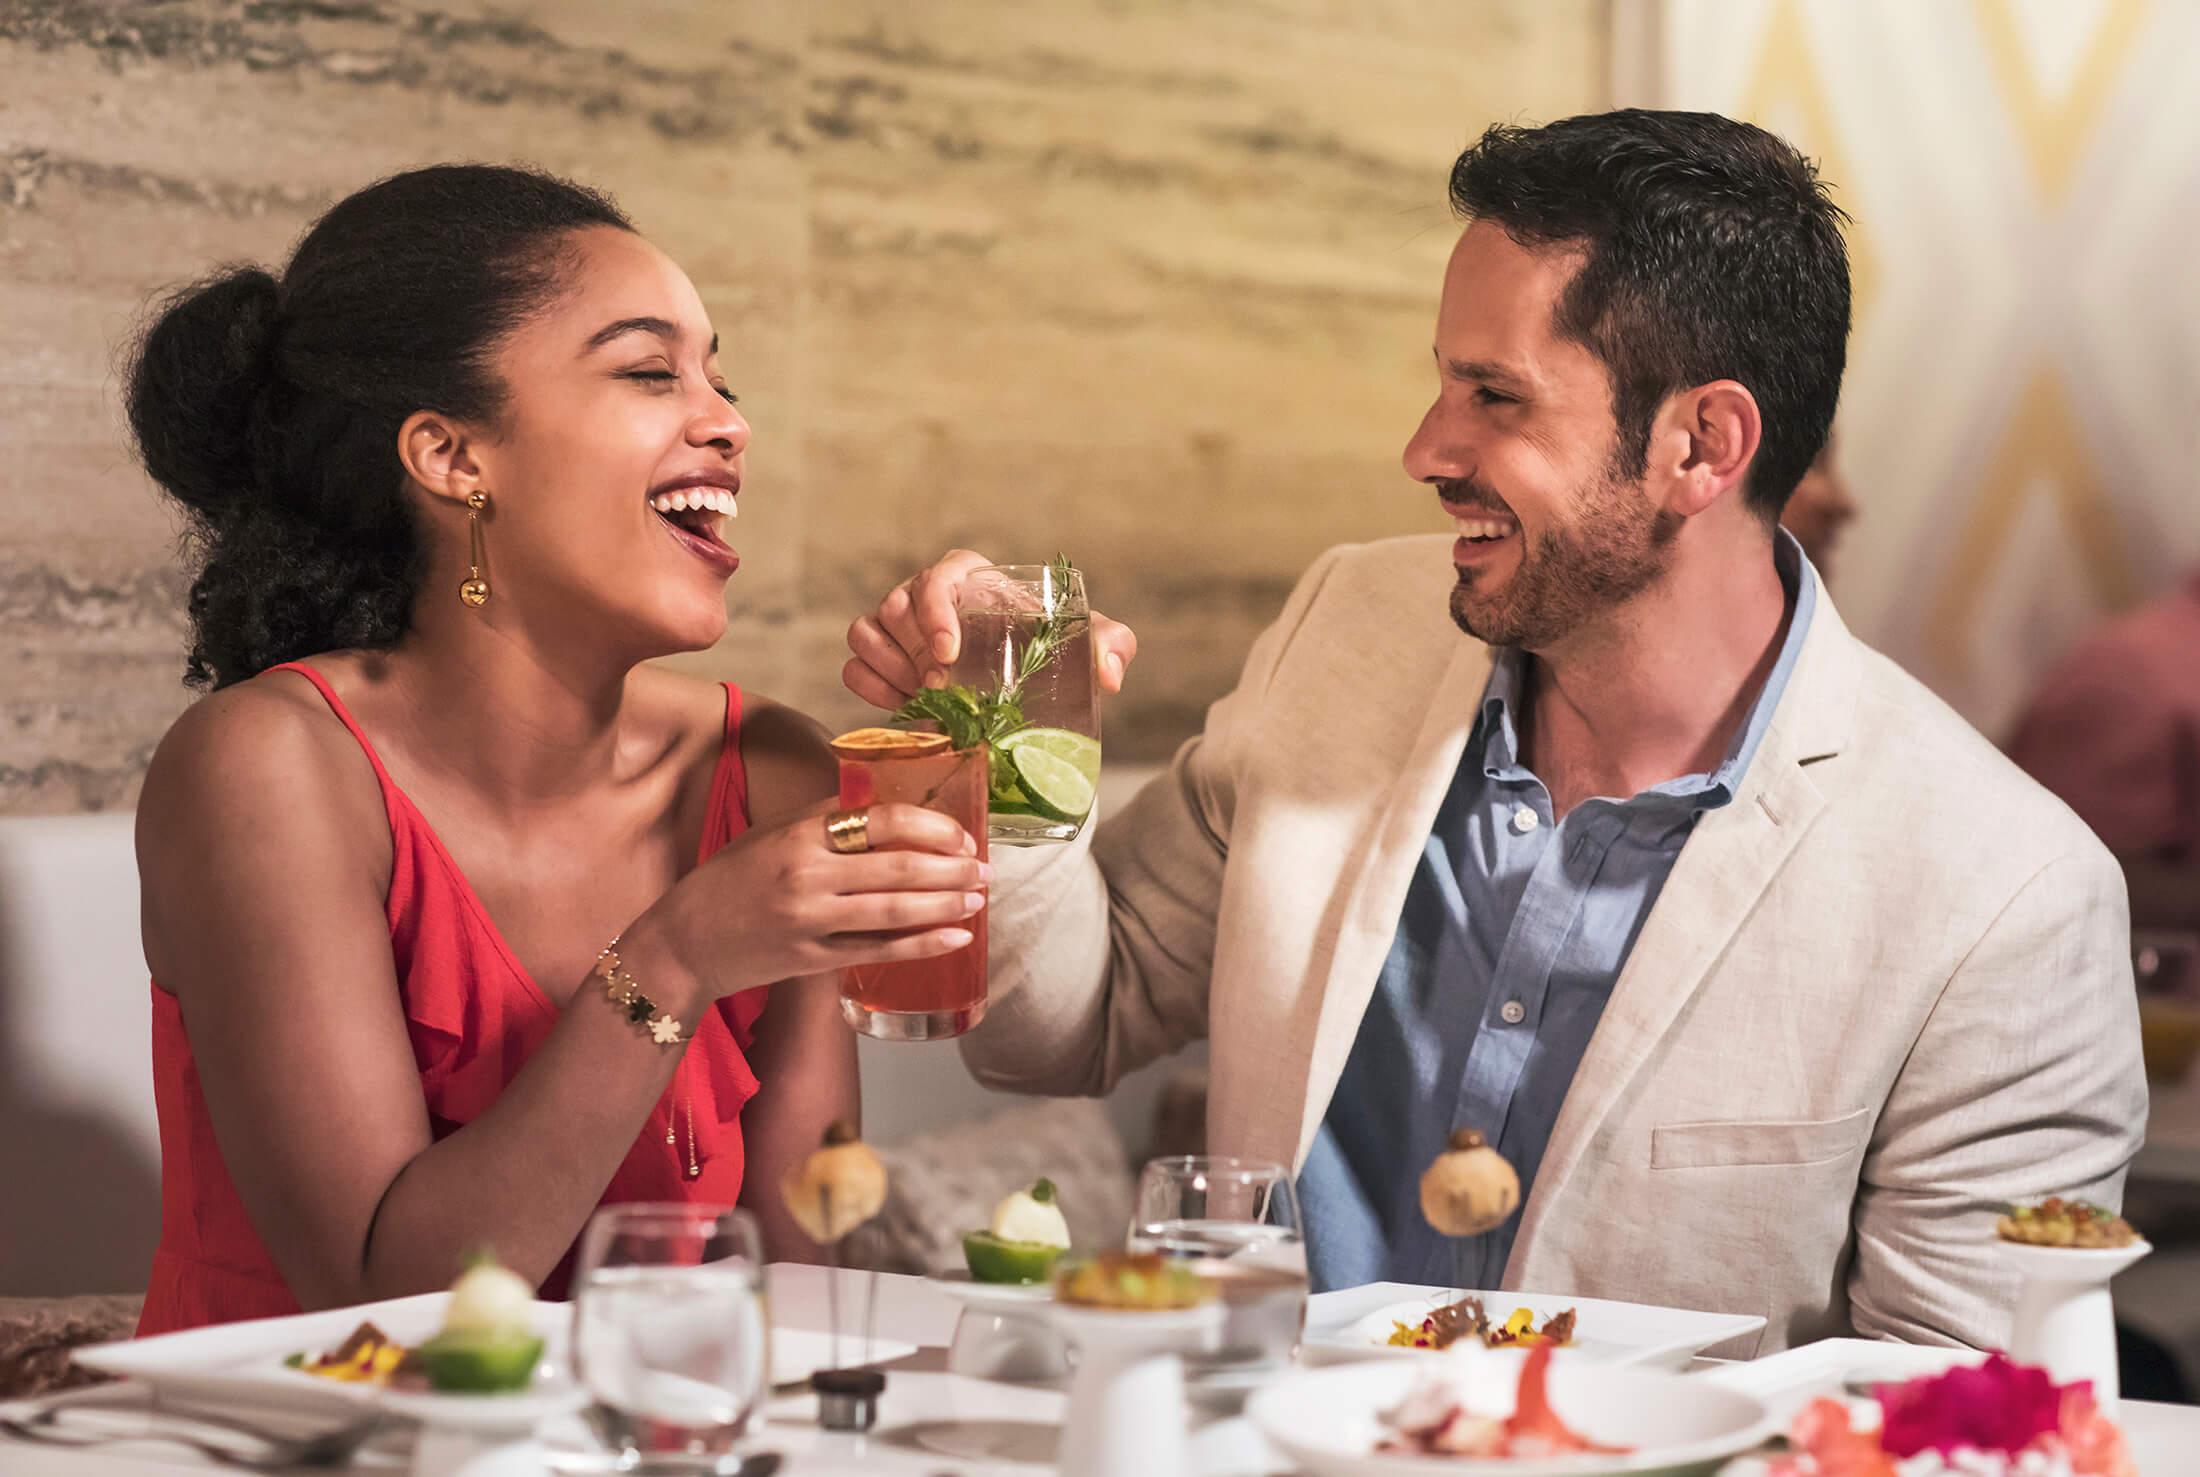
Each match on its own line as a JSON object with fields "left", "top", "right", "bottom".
{"left": 1385, "top": 1294, "right": 1576, "bottom": 1351}
{"left": 415, "top": 1252, "right": 542, "bottom": 1393}
{"left": 288, "top": 1321, "right": 411, "bottom": 1384}
{"left": 782, "top": 1120, "right": 888, "bottom": 1246}
{"left": 963, "top": 1177, "right": 1072, "bottom": 1284}
{"left": 1054, "top": 1251, "right": 1215, "bottom": 1310}
{"left": 827, "top": 727, "right": 952, "bottom": 758}
{"left": 287, "top": 1252, "right": 541, "bottom": 1394}
{"left": 1995, "top": 1197, "right": 2139, "bottom": 1249}
{"left": 1760, "top": 1353, "right": 2133, "bottom": 1477}
{"left": 1378, "top": 1344, "right": 1625, "bottom": 1459}
{"left": 1420, "top": 1128, "right": 1521, "bottom": 1239}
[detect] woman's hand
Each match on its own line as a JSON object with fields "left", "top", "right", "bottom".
{"left": 841, "top": 548, "right": 1140, "bottom": 708}
{"left": 643, "top": 799, "right": 987, "bottom": 1004}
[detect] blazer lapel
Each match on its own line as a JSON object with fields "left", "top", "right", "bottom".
{"left": 1285, "top": 637, "right": 1493, "bottom": 1166}
{"left": 1504, "top": 600, "right": 1861, "bottom": 1280}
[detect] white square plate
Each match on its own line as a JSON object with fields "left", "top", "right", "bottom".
{"left": 74, "top": 1291, "right": 915, "bottom": 1431}
{"left": 1302, "top": 1283, "right": 1766, "bottom": 1369}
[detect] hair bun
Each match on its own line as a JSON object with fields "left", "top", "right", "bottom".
{"left": 125, "top": 266, "right": 283, "bottom": 519}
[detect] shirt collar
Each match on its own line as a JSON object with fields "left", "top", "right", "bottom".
{"left": 1468, "top": 528, "right": 1819, "bottom": 812}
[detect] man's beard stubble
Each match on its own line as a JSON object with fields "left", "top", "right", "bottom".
{"left": 1447, "top": 466, "right": 1680, "bottom": 650}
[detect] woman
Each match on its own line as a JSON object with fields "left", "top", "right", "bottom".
{"left": 125, "top": 165, "right": 986, "bottom": 1334}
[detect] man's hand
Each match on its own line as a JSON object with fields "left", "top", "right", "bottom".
{"left": 843, "top": 548, "right": 1140, "bottom": 709}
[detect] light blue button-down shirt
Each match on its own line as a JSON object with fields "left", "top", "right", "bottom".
{"left": 1299, "top": 532, "right": 1818, "bottom": 1293}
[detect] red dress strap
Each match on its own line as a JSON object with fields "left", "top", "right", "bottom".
{"left": 265, "top": 662, "right": 396, "bottom": 783}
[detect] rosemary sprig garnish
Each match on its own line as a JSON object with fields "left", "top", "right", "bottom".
{"left": 889, "top": 554, "right": 1082, "bottom": 807}
{"left": 1004, "top": 553, "right": 1079, "bottom": 702}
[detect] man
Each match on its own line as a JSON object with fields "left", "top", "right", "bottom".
{"left": 845, "top": 111, "right": 2145, "bottom": 1352}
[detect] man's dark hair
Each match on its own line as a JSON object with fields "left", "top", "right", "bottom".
{"left": 1449, "top": 109, "right": 1850, "bottom": 520}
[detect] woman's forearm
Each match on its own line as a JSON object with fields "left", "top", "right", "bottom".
{"left": 349, "top": 921, "right": 705, "bottom": 1301}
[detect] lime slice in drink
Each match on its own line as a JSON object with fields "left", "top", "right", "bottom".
{"left": 999, "top": 728, "right": 1099, "bottom": 823}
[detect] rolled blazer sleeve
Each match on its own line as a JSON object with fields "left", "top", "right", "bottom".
{"left": 1847, "top": 845, "right": 2147, "bottom": 1346}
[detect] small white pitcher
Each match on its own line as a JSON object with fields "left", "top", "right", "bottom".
{"left": 1045, "top": 1301, "right": 1225, "bottom": 1477}
{"left": 1996, "top": 1238, "right": 2151, "bottom": 1416}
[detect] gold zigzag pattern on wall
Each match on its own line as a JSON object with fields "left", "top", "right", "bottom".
{"left": 1927, "top": 367, "right": 2141, "bottom": 674}
{"left": 1971, "top": 0, "right": 2149, "bottom": 203}
{"left": 1741, "top": 0, "right": 1877, "bottom": 330}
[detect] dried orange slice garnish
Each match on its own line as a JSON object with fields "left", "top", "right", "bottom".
{"left": 829, "top": 727, "right": 953, "bottom": 759}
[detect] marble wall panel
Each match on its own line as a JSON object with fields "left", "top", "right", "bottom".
{"left": 1, "top": 0, "right": 1601, "bottom": 813}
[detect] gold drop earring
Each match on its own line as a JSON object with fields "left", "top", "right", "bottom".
{"left": 459, "top": 491, "right": 491, "bottom": 608}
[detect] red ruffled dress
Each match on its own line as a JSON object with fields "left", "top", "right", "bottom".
{"left": 138, "top": 662, "right": 767, "bottom": 1336}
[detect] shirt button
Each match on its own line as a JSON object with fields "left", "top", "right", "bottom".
{"left": 1510, "top": 807, "right": 1540, "bottom": 835}
{"left": 1499, "top": 999, "right": 1527, "bottom": 1025}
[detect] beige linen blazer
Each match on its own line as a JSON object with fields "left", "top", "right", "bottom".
{"left": 962, "top": 535, "right": 2146, "bottom": 1354}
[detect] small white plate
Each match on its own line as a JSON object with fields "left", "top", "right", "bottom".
{"left": 1249, "top": 1350, "right": 1777, "bottom": 1477}
{"left": 931, "top": 1270, "right": 1058, "bottom": 1314}
{"left": 1303, "top": 1289, "right": 1765, "bottom": 1370}
{"left": 1993, "top": 1238, "right": 2152, "bottom": 1282}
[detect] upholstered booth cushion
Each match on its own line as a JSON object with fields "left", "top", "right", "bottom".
{"left": 871, "top": 1096, "right": 1133, "bottom": 1275}
{"left": 0, "top": 1294, "right": 142, "bottom": 1398}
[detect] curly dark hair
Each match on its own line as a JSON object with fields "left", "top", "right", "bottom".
{"left": 1449, "top": 109, "right": 1851, "bottom": 519}
{"left": 124, "top": 164, "right": 632, "bottom": 689}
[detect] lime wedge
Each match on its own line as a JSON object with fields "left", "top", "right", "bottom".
{"left": 999, "top": 728, "right": 1099, "bottom": 823}
{"left": 416, "top": 1331, "right": 543, "bottom": 1393}
{"left": 963, "top": 1231, "right": 1066, "bottom": 1285}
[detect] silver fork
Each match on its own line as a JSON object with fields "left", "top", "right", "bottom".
{"left": 0, "top": 1400, "right": 391, "bottom": 1470}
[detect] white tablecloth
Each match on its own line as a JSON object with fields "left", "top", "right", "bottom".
{"left": 5, "top": 1266, "right": 2196, "bottom": 1474}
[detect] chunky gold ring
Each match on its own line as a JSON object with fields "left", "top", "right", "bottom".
{"left": 823, "top": 807, "right": 871, "bottom": 855}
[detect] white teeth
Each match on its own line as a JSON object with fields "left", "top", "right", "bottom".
{"left": 1456, "top": 516, "right": 1516, "bottom": 540}
{"left": 649, "top": 487, "right": 740, "bottom": 517}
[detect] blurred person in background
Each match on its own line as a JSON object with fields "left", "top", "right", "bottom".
{"left": 2008, "top": 569, "right": 2200, "bottom": 942}
{"left": 1780, "top": 434, "right": 1859, "bottom": 582}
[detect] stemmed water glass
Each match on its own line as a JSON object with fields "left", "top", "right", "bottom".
{"left": 571, "top": 1204, "right": 768, "bottom": 1473}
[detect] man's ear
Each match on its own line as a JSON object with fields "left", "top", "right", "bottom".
{"left": 397, "top": 410, "right": 489, "bottom": 508}
{"left": 1648, "top": 379, "right": 1762, "bottom": 519}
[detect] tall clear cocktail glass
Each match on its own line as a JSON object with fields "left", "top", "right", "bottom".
{"left": 832, "top": 729, "right": 989, "bottom": 1041}
{"left": 948, "top": 563, "right": 1099, "bottom": 846}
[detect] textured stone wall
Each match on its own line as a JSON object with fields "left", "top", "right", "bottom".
{"left": 0, "top": 0, "right": 1604, "bottom": 814}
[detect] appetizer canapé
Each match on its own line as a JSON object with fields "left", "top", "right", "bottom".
{"left": 963, "top": 1177, "right": 1072, "bottom": 1284}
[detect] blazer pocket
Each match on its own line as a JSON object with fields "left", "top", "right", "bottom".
{"left": 1650, "top": 1107, "right": 1872, "bottom": 1170}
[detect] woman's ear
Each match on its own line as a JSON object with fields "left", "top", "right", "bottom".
{"left": 397, "top": 410, "right": 488, "bottom": 507}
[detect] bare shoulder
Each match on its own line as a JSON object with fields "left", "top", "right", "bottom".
{"left": 626, "top": 666, "right": 834, "bottom": 828}
{"left": 627, "top": 664, "right": 738, "bottom": 754}
{"left": 139, "top": 669, "right": 383, "bottom": 854}
{"left": 136, "top": 668, "right": 392, "bottom": 983}
{"left": 740, "top": 693, "right": 837, "bottom": 827}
